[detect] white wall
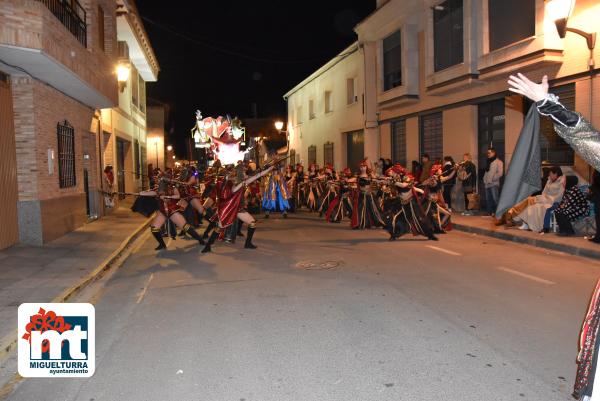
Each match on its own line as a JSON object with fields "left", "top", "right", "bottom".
{"left": 286, "top": 46, "right": 366, "bottom": 170}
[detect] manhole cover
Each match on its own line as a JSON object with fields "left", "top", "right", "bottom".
{"left": 294, "top": 260, "right": 342, "bottom": 270}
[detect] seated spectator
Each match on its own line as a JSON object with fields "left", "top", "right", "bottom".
{"left": 551, "top": 176, "right": 589, "bottom": 236}
{"left": 511, "top": 166, "right": 566, "bottom": 232}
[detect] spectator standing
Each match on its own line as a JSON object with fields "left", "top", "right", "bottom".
{"left": 440, "top": 156, "right": 457, "bottom": 210}
{"left": 458, "top": 153, "right": 477, "bottom": 214}
{"left": 483, "top": 148, "right": 504, "bottom": 216}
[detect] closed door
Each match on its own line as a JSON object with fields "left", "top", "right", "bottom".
{"left": 346, "top": 130, "right": 364, "bottom": 173}
{"left": 0, "top": 74, "right": 19, "bottom": 249}
{"left": 478, "top": 99, "right": 505, "bottom": 205}
{"left": 117, "top": 138, "right": 126, "bottom": 199}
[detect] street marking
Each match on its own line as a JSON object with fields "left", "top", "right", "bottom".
{"left": 136, "top": 273, "right": 154, "bottom": 304}
{"left": 426, "top": 245, "right": 462, "bottom": 256}
{"left": 496, "top": 267, "right": 556, "bottom": 285}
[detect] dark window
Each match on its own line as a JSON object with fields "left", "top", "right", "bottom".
{"left": 539, "top": 84, "right": 575, "bottom": 165}
{"left": 98, "top": 6, "right": 105, "bottom": 52}
{"left": 391, "top": 120, "right": 407, "bottom": 166}
{"left": 308, "top": 145, "right": 317, "bottom": 166}
{"left": 324, "top": 142, "right": 334, "bottom": 166}
{"left": 383, "top": 30, "right": 402, "bottom": 91}
{"left": 489, "top": 0, "right": 535, "bottom": 51}
{"left": 434, "top": 0, "right": 464, "bottom": 72}
{"left": 420, "top": 113, "right": 443, "bottom": 162}
{"left": 289, "top": 149, "right": 296, "bottom": 166}
{"left": 57, "top": 120, "right": 76, "bottom": 188}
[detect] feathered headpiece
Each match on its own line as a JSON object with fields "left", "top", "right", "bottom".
{"left": 430, "top": 164, "right": 443, "bottom": 177}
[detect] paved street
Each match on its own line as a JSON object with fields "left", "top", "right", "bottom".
{"left": 3, "top": 212, "right": 600, "bottom": 401}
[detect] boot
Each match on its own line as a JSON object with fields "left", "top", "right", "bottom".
{"left": 178, "top": 229, "right": 188, "bottom": 238}
{"left": 244, "top": 225, "right": 257, "bottom": 249}
{"left": 184, "top": 224, "right": 205, "bottom": 245}
{"left": 151, "top": 227, "right": 166, "bottom": 250}
{"left": 201, "top": 231, "right": 219, "bottom": 253}
{"left": 202, "top": 220, "right": 217, "bottom": 240}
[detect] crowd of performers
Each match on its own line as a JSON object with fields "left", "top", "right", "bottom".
{"left": 131, "top": 156, "right": 457, "bottom": 253}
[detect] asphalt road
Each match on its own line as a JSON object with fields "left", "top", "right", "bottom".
{"left": 4, "top": 212, "right": 600, "bottom": 401}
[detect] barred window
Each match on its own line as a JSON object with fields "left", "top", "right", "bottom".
{"left": 57, "top": 120, "right": 76, "bottom": 188}
{"left": 324, "top": 142, "right": 334, "bottom": 166}
{"left": 420, "top": 112, "right": 443, "bottom": 162}
{"left": 391, "top": 120, "right": 407, "bottom": 166}
{"left": 289, "top": 149, "right": 296, "bottom": 167}
{"left": 308, "top": 145, "right": 317, "bottom": 166}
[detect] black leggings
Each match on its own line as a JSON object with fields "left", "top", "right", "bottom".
{"left": 443, "top": 185, "right": 453, "bottom": 209}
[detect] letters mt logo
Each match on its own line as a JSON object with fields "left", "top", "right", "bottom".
{"left": 18, "top": 303, "right": 95, "bottom": 378}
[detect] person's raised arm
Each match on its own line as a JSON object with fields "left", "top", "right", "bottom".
{"left": 233, "top": 166, "right": 274, "bottom": 192}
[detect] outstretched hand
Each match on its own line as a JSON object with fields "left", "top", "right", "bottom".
{"left": 508, "top": 73, "right": 549, "bottom": 102}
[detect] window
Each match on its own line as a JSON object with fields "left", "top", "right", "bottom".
{"left": 383, "top": 30, "right": 402, "bottom": 91}
{"left": 289, "top": 149, "right": 296, "bottom": 166}
{"left": 391, "top": 120, "right": 407, "bottom": 166}
{"left": 98, "top": 6, "right": 105, "bottom": 52}
{"left": 297, "top": 106, "right": 303, "bottom": 124}
{"left": 57, "top": 120, "right": 76, "bottom": 188}
{"left": 489, "top": 0, "right": 535, "bottom": 51}
{"left": 539, "top": 84, "right": 575, "bottom": 165}
{"left": 347, "top": 78, "right": 356, "bottom": 104}
{"left": 309, "top": 99, "right": 316, "bottom": 119}
{"left": 433, "top": 0, "right": 463, "bottom": 72}
{"left": 131, "top": 68, "right": 139, "bottom": 108}
{"left": 138, "top": 74, "right": 146, "bottom": 113}
{"left": 308, "top": 145, "right": 317, "bottom": 166}
{"left": 324, "top": 91, "right": 333, "bottom": 113}
{"left": 420, "top": 112, "right": 443, "bottom": 162}
{"left": 324, "top": 142, "right": 334, "bottom": 166}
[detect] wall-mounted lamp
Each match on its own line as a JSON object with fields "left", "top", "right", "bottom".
{"left": 167, "top": 145, "right": 173, "bottom": 151}
{"left": 546, "top": 0, "right": 596, "bottom": 50}
{"left": 274, "top": 121, "right": 284, "bottom": 131}
{"left": 116, "top": 62, "right": 131, "bottom": 92}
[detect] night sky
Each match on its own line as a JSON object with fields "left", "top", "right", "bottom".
{"left": 136, "top": 0, "right": 375, "bottom": 156}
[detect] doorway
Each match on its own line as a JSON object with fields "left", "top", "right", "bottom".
{"left": 117, "top": 138, "right": 127, "bottom": 199}
{"left": 346, "top": 130, "right": 364, "bottom": 173}
{"left": 478, "top": 99, "right": 505, "bottom": 208}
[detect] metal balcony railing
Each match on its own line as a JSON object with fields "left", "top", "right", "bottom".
{"left": 36, "top": 0, "right": 87, "bottom": 47}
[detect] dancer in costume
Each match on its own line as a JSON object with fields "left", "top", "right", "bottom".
{"left": 350, "top": 159, "right": 385, "bottom": 229}
{"left": 305, "top": 164, "right": 321, "bottom": 212}
{"left": 318, "top": 164, "right": 337, "bottom": 217}
{"left": 202, "top": 164, "right": 275, "bottom": 253}
{"left": 383, "top": 166, "right": 438, "bottom": 241}
{"left": 134, "top": 173, "right": 206, "bottom": 251}
{"left": 422, "top": 164, "right": 452, "bottom": 233}
{"left": 262, "top": 165, "right": 291, "bottom": 218}
{"left": 325, "top": 167, "right": 354, "bottom": 223}
{"left": 177, "top": 165, "right": 207, "bottom": 237}
{"left": 293, "top": 164, "right": 306, "bottom": 210}
{"left": 284, "top": 164, "right": 297, "bottom": 212}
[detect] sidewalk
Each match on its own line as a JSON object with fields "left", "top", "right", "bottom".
{"left": 0, "top": 205, "right": 150, "bottom": 359}
{"left": 452, "top": 214, "right": 600, "bottom": 260}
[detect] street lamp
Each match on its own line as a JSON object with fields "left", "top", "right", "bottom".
{"left": 274, "top": 121, "right": 284, "bottom": 131}
{"left": 116, "top": 62, "right": 131, "bottom": 93}
{"left": 167, "top": 145, "right": 173, "bottom": 151}
{"left": 546, "top": 0, "right": 596, "bottom": 51}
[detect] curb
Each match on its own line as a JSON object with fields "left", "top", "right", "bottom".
{"left": 453, "top": 223, "right": 600, "bottom": 260}
{"left": 0, "top": 216, "right": 152, "bottom": 364}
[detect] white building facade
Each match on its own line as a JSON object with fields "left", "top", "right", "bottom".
{"left": 284, "top": 43, "right": 379, "bottom": 172}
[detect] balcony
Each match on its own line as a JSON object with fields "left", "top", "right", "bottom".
{"left": 36, "top": 0, "right": 87, "bottom": 47}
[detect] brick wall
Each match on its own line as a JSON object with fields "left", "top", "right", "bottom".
{"left": 0, "top": 0, "right": 118, "bottom": 106}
